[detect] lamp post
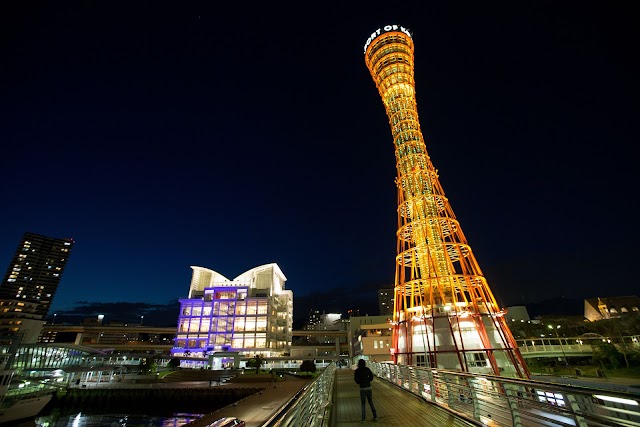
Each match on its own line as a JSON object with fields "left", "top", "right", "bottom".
{"left": 53, "top": 313, "right": 57, "bottom": 324}
{"left": 140, "top": 315, "right": 144, "bottom": 326}
{"left": 548, "top": 324, "right": 569, "bottom": 367}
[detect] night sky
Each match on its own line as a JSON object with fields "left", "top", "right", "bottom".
{"left": 1, "top": 2, "right": 638, "bottom": 326}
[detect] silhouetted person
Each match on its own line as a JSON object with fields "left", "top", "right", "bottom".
{"left": 354, "top": 359, "right": 377, "bottom": 422}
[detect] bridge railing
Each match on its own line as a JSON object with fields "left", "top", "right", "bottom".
{"left": 370, "top": 362, "right": 640, "bottom": 427}
{"left": 262, "top": 363, "right": 336, "bottom": 427}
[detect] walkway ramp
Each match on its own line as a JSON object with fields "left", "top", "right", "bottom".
{"left": 331, "top": 368, "right": 478, "bottom": 426}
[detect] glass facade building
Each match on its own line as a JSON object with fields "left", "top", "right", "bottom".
{"left": 172, "top": 264, "right": 293, "bottom": 361}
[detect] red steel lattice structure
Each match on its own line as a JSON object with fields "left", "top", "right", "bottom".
{"left": 364, "top": 25, "right": 529, "bottom": 378}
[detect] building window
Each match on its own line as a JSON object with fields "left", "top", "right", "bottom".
{"left": 468, "top": 352, "right": 487, "bottom": 367}
{"left": 235, "top": 303, "right": 246, "bottom": 315}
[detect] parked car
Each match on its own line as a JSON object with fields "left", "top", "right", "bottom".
{"left": 206, "top": 417, "right": 245, "bottom": 427}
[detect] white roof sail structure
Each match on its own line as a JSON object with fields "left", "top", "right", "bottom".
{"left": 234, "top": 263, "right": 287, "bottom": 295}
{"left": 188, "top": 266, "right": 231, "bottom": 298}
{"left": 188, "top": 263, "right": 287, "bottom": 298}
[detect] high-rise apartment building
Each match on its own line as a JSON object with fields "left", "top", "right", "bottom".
{"left": 172, "top": 263, "right": 293, "bottom": 364}
{"left": 0, "top": 232, "right": 74, "bottom": 318}
{"left": 378, "top": 288, "right": 394, "bottom": 316}
{"left": 0, "top": 300, "right": 44, "bottom": 344}
{"left": 306, "top": 308, "right": 322, "bottom": 329}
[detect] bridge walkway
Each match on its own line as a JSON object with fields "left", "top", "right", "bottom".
{"left": 331, "top": 368, "right": 478, "bottom": 426}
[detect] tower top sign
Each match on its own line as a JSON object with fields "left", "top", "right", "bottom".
{"left": 363, "top": 25, "right": 412, "bottom": 54}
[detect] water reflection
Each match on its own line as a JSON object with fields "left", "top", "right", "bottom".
{"left": 35, "top": 412, "right": 203, "bottom": 427}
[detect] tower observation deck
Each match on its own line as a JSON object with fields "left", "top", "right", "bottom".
{"left": 364, "top": 25, "right": 529, "bottom": 378}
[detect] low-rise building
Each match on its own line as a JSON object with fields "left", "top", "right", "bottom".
{"left": 348, "top": 315, "right": 392, "bottom": 363}
{"left": 584, "top": 296, "right": 640, "bottom": 321}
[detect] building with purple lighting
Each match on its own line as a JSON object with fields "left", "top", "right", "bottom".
{"left": 172, "top": 263, "right": 293, "bottom": 367}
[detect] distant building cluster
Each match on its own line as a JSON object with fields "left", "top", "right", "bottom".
{"left": 1, "top": 231, "right": 639, "bottom": 370}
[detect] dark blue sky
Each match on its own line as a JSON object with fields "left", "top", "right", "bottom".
{"left": 1, "top": 2, "right": 638, "bottom": 325}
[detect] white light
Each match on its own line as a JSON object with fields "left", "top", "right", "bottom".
{"left": 594, "top": 395, "right": 638, "bottom": 406}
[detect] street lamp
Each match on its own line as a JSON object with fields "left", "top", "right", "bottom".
{"left": 53, "top": 313, "right": 57, "bottom": 324}
{"left": 548, "top": 324, "right": 569, "bottom": 367}
{"left": 140, "top": 315, "right": 144, "bottom": 326}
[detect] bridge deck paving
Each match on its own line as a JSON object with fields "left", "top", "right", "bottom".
{"left": 331, "top": 368, "right": 479, "bottom": 427}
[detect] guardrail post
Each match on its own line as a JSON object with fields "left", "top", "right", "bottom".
{"left": 465, "top": 376, "right": 479, "bottom": 421}
{"left": 505, "top": 384, "right": 523, "bottom": 427}
{"left": 428, "top": 370, "right": 437, "bottom": 402}
{"left": 565, "top": 393, "right": 589, "bottom": 427}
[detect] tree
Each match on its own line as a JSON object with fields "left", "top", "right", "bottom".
{"left": 167, "top": 358, "right": 181, "bottom": 370}
{"left": 247, "top": 355, "right": 264, "bottom": 374}
{"left": 592, "top": 341, "right": 623, "bottom": 369}
{"left": 139, "top": 358, "right": 157, "bottom": 374}
{"left": 587, "top": 313, "right": 640, "bottom": 368}
{"left": 300, "top": 360, "right": 317, "bottom": 374}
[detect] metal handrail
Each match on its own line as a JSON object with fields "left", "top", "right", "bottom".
{"left": 370, "top": 362, "right": 640, "bottom": 427}
{"left": 262, "top": 363, "right": 336, "bottom": 427}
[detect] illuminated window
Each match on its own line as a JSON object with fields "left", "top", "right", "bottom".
{"left": 188, "top": 319, "right": 200, "bottom": 332}
{"left": 179, "top": 320, "right": 189, "bottom": 332}
{"left": 257, "top": 302, "right": 268, "bottom": 315}
{"left": 235, "top": 303, "right": 246, "bottom": 315}
{"left": 246, "top": 303, "right": 257, "bottom": 315}
{"left": 256, "top": 317, "right": 267, "bottom": 332}
{"left": 215, "top": 290, "right": 236, "bottom": 299}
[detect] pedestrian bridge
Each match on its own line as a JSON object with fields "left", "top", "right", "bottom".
{"left": 262, "top": 362, "right": 640, "bottom": 427}
{"left": 516, "top": 338, "right": 594, "bottom": 359}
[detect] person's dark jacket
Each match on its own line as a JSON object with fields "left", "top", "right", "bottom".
{"left": 354, "top": 366, "right": 374, "bottom": 388}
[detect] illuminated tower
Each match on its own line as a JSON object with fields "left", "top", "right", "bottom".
{"left": 364, "top": 25, "right": 529, "bottom": 378}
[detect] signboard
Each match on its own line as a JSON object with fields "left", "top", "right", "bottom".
{"left": 364, "top": 25, "right": 412, "bottom": 53}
